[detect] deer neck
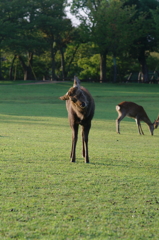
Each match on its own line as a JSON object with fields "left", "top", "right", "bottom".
{"left": 143, "top": 115, "right": 153, "bottom": 126}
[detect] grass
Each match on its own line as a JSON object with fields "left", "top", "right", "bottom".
{"left": 0, "top": 81, "right": 159, "bottom": 239}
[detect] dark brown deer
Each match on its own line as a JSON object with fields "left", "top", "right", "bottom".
{"left": 60, "top": 76, "right": 95, "bottom": 163}
{"left": 116, "top": 101, "right": 159, "bottom": 135}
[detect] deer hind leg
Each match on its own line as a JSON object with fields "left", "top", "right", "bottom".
{"left": 70, "top": 124, "right": 79, "bottom": 162}
{"left": 116, "top": 107, "right": 127, "bottom": 134}
{"left": 135, "top": 118, "right": 144, "bottom": 135}
{"left": 81, "top": 123, "right": 91, "bottom": 163}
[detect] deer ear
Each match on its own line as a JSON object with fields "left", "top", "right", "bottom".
{"left": 59, "top": 93, "right": 69, "bottom": 101}
{"left": 73, "top": 76, "right": 80, "bottom": 88}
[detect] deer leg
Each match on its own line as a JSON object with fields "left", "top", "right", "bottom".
{"left": 82, "top": 124, "right": 91, "bottom": 163}
{"left": 70, "top": 124, "right": 79, "bottom": 162}
{"left": 82, "top": 130, "right": 85, "bottom": 158}
{"left": 148, "top": 125, "right": 154, "bottom": 135}
{"left": 135, "top": 118, "right": 144, "bottom": 135}
{"left": 116, "top": 112, "right": 126, "bottom": 134}
{"left": 140, "top": 125, "right": 144, "bottom": 135}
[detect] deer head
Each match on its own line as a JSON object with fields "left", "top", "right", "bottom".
{"left": 59, "top": 76, "right": 88, "bottom": 108}
{"left": 154, "top": 115, "right": 159, "bottom": 129}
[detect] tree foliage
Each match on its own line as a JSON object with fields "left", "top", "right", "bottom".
{"left": 71, "top": 0, "right": 149, "bottom": 82}
{"left": 124, "top": 0, "right": 159, "bottom": 82}
{"left": 1, "top": 0, "right": 159, "bottom": 81}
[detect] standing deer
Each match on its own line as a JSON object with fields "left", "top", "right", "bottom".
{"left": 116, "top": 101, "right": 159, "bottom": 135}
{"left": 60, "top": 76, "right": 95, "bottom": 163}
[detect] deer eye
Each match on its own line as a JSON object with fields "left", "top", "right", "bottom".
{"left": 81, "top": 102, "right": 85, "bottom": 108}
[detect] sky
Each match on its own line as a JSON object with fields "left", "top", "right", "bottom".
{"left": 65, "top": 1, "right": 80, "bottom": 26}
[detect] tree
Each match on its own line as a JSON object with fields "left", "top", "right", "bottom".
{"left": 0, "top": 0, "right": 46, "bottom": 80}
{"left": 88, "top": 0, "right": 141, "bottom": 82}
{"left": 71, "top": 0, "right": 109, "bottom": 82}
{"left": 35, "top": 0, "right": 69, "bottom": 80}
{"left": 0, "top": 0, "right": 20, "bottom": 79}
{"left": 55, "top": 19, "right": 77, "bottom": 80}
{"left": 124, "top": 0, "right": 159, "bottom": 82}
{"left": 0, "top": 0, "right": 72, "bottom": 81}
{"left": 71, "top": 0, "right": 145, "bottom": 82}
{"left": 151, "top": 7, "right": 159, "bottom": 48}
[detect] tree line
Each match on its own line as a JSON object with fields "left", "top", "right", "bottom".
{"left": 1, "top": 0, "right": 159, "bottom": 83}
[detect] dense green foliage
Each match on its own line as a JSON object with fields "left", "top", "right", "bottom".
{"left": 1, "top": 81, "right": 159, "bottom": 239}
{"left": 1, "top": 0, "right": 159, "bottom": 82}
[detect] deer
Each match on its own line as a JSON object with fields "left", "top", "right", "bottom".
{"left": 59, "top": 76, "right": 95, "bottom": 163}
{"left": 116, "top": 101, "right": 159, "bottom": 135}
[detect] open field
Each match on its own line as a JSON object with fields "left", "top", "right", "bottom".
{"left": 1, "top": 81, "right": 159, "bottom": 239}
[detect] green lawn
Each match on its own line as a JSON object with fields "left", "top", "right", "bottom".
{"left": 1, "top": 81, "right": 159, "bottom": 239}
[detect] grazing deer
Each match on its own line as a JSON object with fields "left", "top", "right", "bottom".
{"left": 116, "top": 101, "right": 159, "bottom": 135}
{"left": 60, "top": 76, "right": 95, "bottom": 163}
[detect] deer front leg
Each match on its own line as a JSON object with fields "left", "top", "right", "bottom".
{"left": 82, "top": 124, "right": 91, "bottom": 163}
{"left": 70, "top": 124, "right": 79, "bottom": 162}
{"left": 139, "top": 124, "right": 144, "bottom": 135}
{"left": 82, "top": 130, "right": 85, "bottom": 158}
{"left": 148, "top": 126, "right": 154, "bottom": 135}
{"left": 135, "top": 118, "right": 144, "bottom": 135}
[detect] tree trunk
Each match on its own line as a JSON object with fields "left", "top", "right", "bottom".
{"left": 18, "top": 55, "right": 27, "bottom": 80}
{"left": 113, "top": 56, "right": 117, "bottom": 83}
{"left": 138, "top": 50, "right": 149, "bottom": 83}
{"left": 100, "top": 51, "right": 107, "bottom": 82}
{"left": 27, "top": 52, "right": 35, "bottom": 80}
{"left": 18, "top": 53, "right": 35, "bottom": 80}
{"left": 65, "top": 44, "right": 79, "bottom": 78}
{"left": 0, "top": 49, "right": 3, "bottom": 80}
{"left": 51, "top": 46, "right": 57, "bottom": 80}
{"left": 60, "top": 48, "right": 65, "bottom": 80}
{"left": 9, "top": 55, "right": 17, "bottom": 80}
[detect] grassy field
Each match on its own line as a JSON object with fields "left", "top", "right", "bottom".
{"left": 1, "top": 81, "right": 159, "bottom": 239}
